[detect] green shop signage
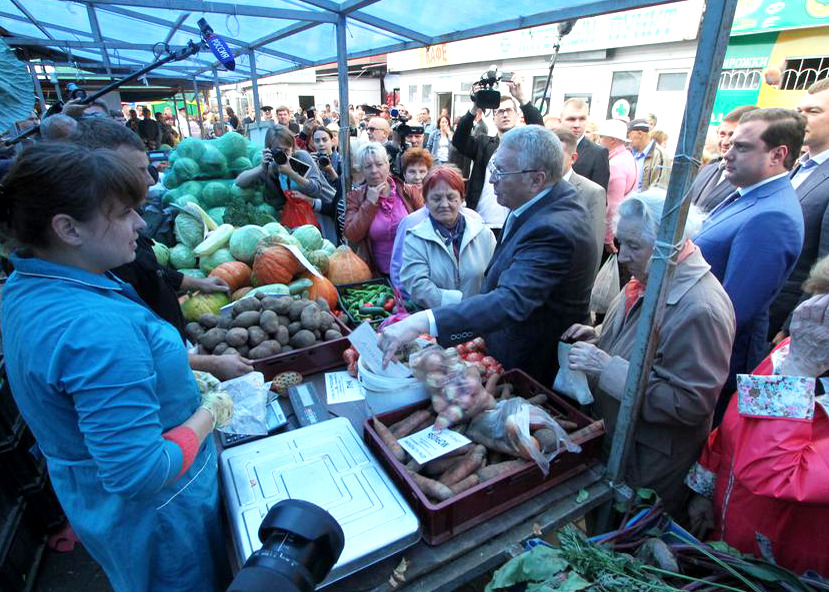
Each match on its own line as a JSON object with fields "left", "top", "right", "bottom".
{"left": 732, "top": 0, "right": 829, "bottom": 34}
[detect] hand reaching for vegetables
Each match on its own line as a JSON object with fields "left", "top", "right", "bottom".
{"left": 183, "top": 276, "right": 230, "bottom": 295}
{"left": 379, "top": 311, "right": 431, "bottom": 367}
{"left": 687, "top": 494, "right": 715, "bottom": 538}
{"left": 208, "top": 353, "right": 254, "bottom": 381}
{"left": 561, "top": 323, "right": 599, "bottom": 344}
{"left": 567, "top": 342, "right": 611, "bottom": 376}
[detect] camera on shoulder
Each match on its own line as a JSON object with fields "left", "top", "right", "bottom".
{"left": 470, "top": 66, "right": 514, "bottom": 110}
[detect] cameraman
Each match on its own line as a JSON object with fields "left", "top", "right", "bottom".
{"left": 452, "top": 74, "right": 544, "bottom": 225}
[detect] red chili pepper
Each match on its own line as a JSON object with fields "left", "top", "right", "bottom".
{"left": 382, "top": 297, "right": 394, "bottom": 311}
{"left": 364, "top": 301, "right": 374, "bottom": 308}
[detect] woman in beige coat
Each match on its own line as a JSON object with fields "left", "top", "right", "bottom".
{"left": 563, "top": 191, "right": 735, "bottom": 515}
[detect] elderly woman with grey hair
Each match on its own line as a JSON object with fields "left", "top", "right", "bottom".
{"left": 563, "top": 190, "right": 736, "bottom": 515}
{"left": 345, "top": 142, "right": 422, "bottom": 274}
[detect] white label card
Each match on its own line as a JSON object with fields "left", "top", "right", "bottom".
{"left": 399, "top": 426, "right": 472, "bottom": 465}
{"left": 324, "top": 371, "right": 365, "bottom": 404}
{"left": 347, "top": 322, "right": 412, "bottom": 378}
{"left": 284, "top": 244, "right": 323, "bottom": 279}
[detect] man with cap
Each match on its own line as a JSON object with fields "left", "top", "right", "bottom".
{"left": 261, "top": 105, "right": 274, "bottom": 122}
{"left": 597, "top": 119, "right": 637, "bottom": 253}
{"left": 628, "top": 118, "right": 672, "bottom": 192}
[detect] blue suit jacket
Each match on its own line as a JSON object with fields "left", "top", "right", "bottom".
{"left": 433, "top": 181, "right": 598, "bottom": 385}
{"left": 694, "top": 174, "right": 804, "bottom": 375}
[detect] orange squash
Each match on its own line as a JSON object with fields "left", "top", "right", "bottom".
{"left": 231, "top": 286, "right": 253, "bottom": 301}
{"left": 209, "top": 261, "right": 252, "bottom": 292}
{"left": 327, "top": 246, "right": 372, "bottom": 286}
{"left": 253, "top": 245, "right": 299, "bottom": 286}
{"left": 305, "top": 273, "right": 338, "bottom": 309}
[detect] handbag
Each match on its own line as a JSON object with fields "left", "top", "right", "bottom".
{"left": 589, "top": 254, "right": 620, "bottom": 314}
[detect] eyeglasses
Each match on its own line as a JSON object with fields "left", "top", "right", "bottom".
{"left": 495, "top": 108, "right": 516, "bottom": 116}
{"left": 487, "top": 161, "right": 540, "bottom": 181}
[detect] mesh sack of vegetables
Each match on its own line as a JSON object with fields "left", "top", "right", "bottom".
{"left": 466, "top": 398, "right": 581, "bottom": 475}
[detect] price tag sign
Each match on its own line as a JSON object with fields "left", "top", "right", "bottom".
{"left": 399, "top": 426, "right": 471, "bottom": 465}
{"left": 347, "top": 322, "right": 412, "bottom": 378}
{"left": 284, "top": 244, "right": 323, "bottom": 278}
{"left": 324, "top": 371, "right": 365, "bottom": 404}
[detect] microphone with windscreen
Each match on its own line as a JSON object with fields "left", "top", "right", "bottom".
{"left": 198, "top": 18, "right": 236, "bottom": 71}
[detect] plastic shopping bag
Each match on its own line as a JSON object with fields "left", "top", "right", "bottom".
{"left": 281, "top": 190, "right": 320, "bottom": 229}
{"left": 553, "top": 342, "right": 594, "bottom": 405}
{"left": 590, "top": 254, "right": 620, "bottom": 314}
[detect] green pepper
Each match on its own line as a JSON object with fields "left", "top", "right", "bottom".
{"left": 359, "top": 306, "right": 390, "bottom": 317}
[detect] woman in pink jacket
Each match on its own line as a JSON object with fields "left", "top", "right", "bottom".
{"left": 596, "top": 119, "right": 637, "bottom": 254}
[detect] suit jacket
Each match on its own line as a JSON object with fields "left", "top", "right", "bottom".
{"left": 768, "top": 158, "right": 829, "bottom": 336}
{"left": 568, "top": 171, "right": 606, "bottom": 276}
{"left": 451, "top": 104, "right": 544, "bottom": 210}
{"left": 688, "top": 160, "right": 734, "bottom": 213}
{"left": 432, "top": 181, "right": 598, "bottom": 385}
{"left": 694, "top": 175, "right": 804, "bottom": 380}
{"left": 573, "top": 137, "right": 610, "bottom": 191}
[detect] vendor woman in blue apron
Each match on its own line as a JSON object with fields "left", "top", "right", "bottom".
{"left": 0, "top": 143, "right": 231, "bottom": 592}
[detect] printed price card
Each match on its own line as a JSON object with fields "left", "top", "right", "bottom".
{"left": 325, "top": 371, "right": 365, "bottom": 404}
{"left": 399, "top": 426, "right": 471, "bottom": 465}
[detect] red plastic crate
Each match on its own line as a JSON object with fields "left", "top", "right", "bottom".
{"left": 363, "top": 369, "right": 605, "bottom": 545}
{"left": 251, "top": 317, "right": 351, "bottom": 380}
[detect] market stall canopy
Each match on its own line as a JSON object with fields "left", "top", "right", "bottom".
{"left": 0, "top": 0, "right": 689, "bottom": 89}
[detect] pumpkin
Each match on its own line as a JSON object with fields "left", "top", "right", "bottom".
{"left": 253, "top": 245, "right": 299, "bottom": 286}
{"left": 209, "top": 261, "right": 252, "bottom": 292}
{"left": 305, "top": 273, "right": 338, "bottom": 309}
{"left": 306, "top": 249, "right": 329, "bottom": 275}
{"left": 327, "top": 246, "right": 372, "bottom": 286}
{"left": 231, "top": 286, "right": 253, "bottom": 301}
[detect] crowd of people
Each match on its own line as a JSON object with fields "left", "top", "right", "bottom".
{"left": 1, "top": 70, "right": 828, "bottom": 591}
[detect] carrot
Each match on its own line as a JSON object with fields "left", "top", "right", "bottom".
{"left": 405, "top": 457, "right": 423, "bottom": 472}
{"left": 390, "top": 409, "right": 433, "bottom": 438}
{"left": 554, "top": 417, "right": 579, "bottom": 432}
{"left": 476, "top": 459, "right": 530, "bottom": 482}
{"left": 438, "top": 445, "right": 486, "bottom": 486}
{"left": 372, "top": 417, "right": 407, "bottom": 463}
{"left": 421, "top": 445, "right": 474, "bottom": 477}
{"left": 408, "top": 470, "right": 454, "bottom": 502}
{"left": 532, "top": 428, "right": 560, "bottom": 452}
{"left": 449, "top": 474, "right": 479, "bottom": 495}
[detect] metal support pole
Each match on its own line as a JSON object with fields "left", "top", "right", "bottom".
{"left": 50, "top": 63, "right": 63, "bottom": 102}
{"left": 213, "top": 68, "right": 224, "bottom": 125}
{"left": 602, "top": 0, "right": 740, "bottom": 514}
{"left": 28, "top": 62, "right": 46, "bottom": 112}
{"left": 192, "top": 77, "right": 204, "bottom": 138}
{"left": 248, "top": 50, "right": 262, "bottom": 124}
{"left": 172, "top": 93, "right": 181, "bottom": 137}
{"left": 336, "top": 15, "right": 351, "bottom": 202}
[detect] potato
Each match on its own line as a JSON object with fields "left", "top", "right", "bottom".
{"left": 236, "top": 344, "right": 250, "bottom": 357}
{"left": 260, "top": 310, "right": 280, "bottom": 333}
{"left": 290, "top": 329, "right": 317, "bottom": 349}
{"left": 232, "top": 297, "right": 260, "bottom": 317}
{"left": 198, "top": 314, "right": 219, "bottom": 329}
{"left": 249, "top": 340, "right": 281, "bottom": 359}
{"left": 287, "top": 321, "right": 302, "bottom": 336}
{"left": 200, "top": 328, "right": 227, "bottom": 352}
{"left": 319, "top": 312, "right": 334, "bottom": 331}
{"left": 185, "top": 322, "right": 205, "bottom": 344}
{"left": 281, "top": 345, "right": 293, "bottom": 353}
{"left": 225, "top": 327, "right": 249, "bottom": 348}
{"left": 288, "top": 299, "right": 311, "bottom": 321}
{"left": 325, "top": 330, "right": 343, "bottom": 341}
{"left": 222, "top": 346, "right": 238, "bottom": 356}
{"left": 213, "top": 342, "right": 229, "bottom": 355}
{"left": 274, "top": 325, "right": 290, "bottom": 346}
{"left": 216, "top": 316, "right": 232, "bottom": 329}
{"left": 273, "top": 296, "right": 293, "bottom": 315}
{"left": 314, "top": 330, "right": 322, "bottom": 340}
{"left": 232, "top": 310, "right": 261, "bottom": 328}
{"left": 248, "top": 326, "right": 267, "bottom": 347}
{"left": 277, "top": 315, "right": 290, "bottom": 327}
{"left": 256, "top": 291, "right": 268, "bottom": 300}
{"left": 315, "top": 298, "right": 331, "bottom": 311}
{"left": 300, "top": 305, "right": 322, "bottom": 331}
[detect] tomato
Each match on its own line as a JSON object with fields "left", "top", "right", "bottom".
{"left": 470, "top": 337, "right": 486, "bottom": 352}
{"left": 465, "top": 352, "right": 483, "bottom": 363}
{"left": 481, "top": 356, "right": 497, "bottom": 367}
{"left": 456, "top": 344, "right": 468, "bottom": 356}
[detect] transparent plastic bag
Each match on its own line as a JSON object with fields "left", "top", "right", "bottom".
{"left": 590, "top": 254, "right": 620, "bottom": 314}
{"left": 553, "top": 342, "right": 594, "bottom": 404}
{"left": 410, "top": 345, "right": 496, "bottom": 429}
{"left": 217, "top": 372, "right": 269, "bottom": 436}
{"left": 466, "top": 398, "right": 581, "bottom": 475}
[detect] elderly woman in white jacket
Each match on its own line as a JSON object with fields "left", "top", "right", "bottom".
{"left": 400, "top": 165, "right": 496, "bottom": 308}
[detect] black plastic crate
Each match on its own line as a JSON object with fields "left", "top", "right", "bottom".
{"left": 335, "top": 278, "right": 394, "bottom": 328}
{"left": 0, "top": 499, "right": 46, "bottom": 592}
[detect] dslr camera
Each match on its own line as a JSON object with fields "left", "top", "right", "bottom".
{"left": 269, "top": 148, "right": 289, "bottom": 165}
{"left": 470, "top": 66, "right": 514, "bottom": 109}
{"left": 389, "top": 108, "right": 424, "bottom": 150}
{"left": 315, "top": 152, "right": 330, "bottom": 168}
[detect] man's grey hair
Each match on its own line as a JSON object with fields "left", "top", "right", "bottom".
{"left": 616, "top": 188, "right": 703, "bottom": 244}
{"left": 40, "top": 114, "right": 78, "bottom": 142}
{"left": 357, "top": 141, "right": 389, "bottom": 169}
{"left": 499, "top": 125, "right": 563, "bottom": 185}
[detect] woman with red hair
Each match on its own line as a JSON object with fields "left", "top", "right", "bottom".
{"left": 399, "top": 165, "right": 495, "bottom": 308}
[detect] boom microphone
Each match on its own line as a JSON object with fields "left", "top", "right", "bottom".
{"left": 198, "top": 18, "right": 236, "bottom": 71}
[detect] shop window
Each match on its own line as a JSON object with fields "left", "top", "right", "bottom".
{"left": 408, "top": 84, "right": 418, "bottom": 103}
{"left": 657, "top": 72, "right": 687, "bottom": 91}
{"left": 607, "top": 70, "right": 642, "bottom": 120}
{"left": 564, "top": 93, "right": 592, "bottom": 111}
{"left": 532, "top": 75, "right": 550, "bottom": 105}
{"left": 780, "top": 56, "right": 829, "bottom": 91}
{"left": 422, "top": 84, "right": 432, "bottom": 103}
{"left": 719, "top": 69, "right": 761, "bottom": 91}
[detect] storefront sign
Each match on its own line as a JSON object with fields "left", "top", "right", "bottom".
{"left": 732, "top": 0, "right": 829, "bottom": 34}
{"left": 387, "top": 0, "right": 704, "bottom": 72}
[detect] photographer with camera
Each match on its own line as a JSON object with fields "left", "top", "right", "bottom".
{"left": 310, "top": 126, "right": 345, "bottom": 242}
{"left": 452, "top": 71, "right": 544, "bottom": 226}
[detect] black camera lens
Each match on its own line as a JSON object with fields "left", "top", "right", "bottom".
{"left": 227, "top": 499, "right": 344, "bottom": 592}
{"left": 318, "top": 154, "right": 330, "bottom": 167}
{"left": 272, "top": 149, "right": 288, "bottom": 165}
{"left": 66, "top": 83, "right": 87, "bottom": 101}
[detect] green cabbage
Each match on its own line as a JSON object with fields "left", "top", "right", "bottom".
{"left": 207, "top": 207, "right": 226, "bottom": 225}
{"left": 250, "top": 150, "right": 263, "bottom": 167}
{"left": 200, "top": 181, "right": 230, "bottom": 208}
{"left": 257, "top": 203, "right": 277, "bottom": 218}
{"left": 174, "top": 212, "right": 204, "bottom": 248}
{"left": 181, "top": 292, "right": 229, "bottom": 322}
{"left": 199, "top": 247, "right": 235, "bottom": 273}
{"left": 198, "top": 145, "right": 227, "bottom": 178}
{"left": 151, "top": 241, "right": 170, "bottom": 266}
{"left": 229, "top": 225, "right": 268, "bottom": 264}
{"left": 162, "top": 170, "right": 180, "bottom": 189}
{"left": 161, "top": 188, "right": 180, "bottom": 206}
{"left": 263, "top": 222, "right": 289, "bottom": 236}
{"left": 229, "top": 156, "right": 253, "bottom": 175}
{"left": 217, "top": 132, "right": 249, "bottom": 160}
{"left": 178, "top": 268, "right": 205, "bottom": 278}
{"left": 320, "top": 239, "right": 336, "bottom": 256}
{"left": 176, "top": 137, "right": 206, "bottom": 161}
{"left": 174, "top": 193, "right": 199, "bottom": 208}
{"left": 178, "top": 180, "right": 204, "bottom": 199}
{"left": 169, "top": 243, "right": 196, "bottom": 269}
{"left": 292, "top": 224, "right": 323, "bottom": 252}
{"left": 173, "top": 157, "right": 200, "bottom": 181}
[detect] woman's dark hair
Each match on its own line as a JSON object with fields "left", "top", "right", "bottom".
{"left": 0, "top": 143, "right": 146, "bottom": 248}
{"left": 437, "top": 114, "right": 452, "bottom": 129}
{"left": 264, "top": 124, "right": 295, "bottom": 150}
{"left": 313, "top": 127, "right": 334, "bottom": 141}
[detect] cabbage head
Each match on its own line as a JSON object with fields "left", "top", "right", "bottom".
{"left": 229, "top": 156, "right": 253, "bottom": 175}
{"left": 198, "top": 144, "right": 228, "bottom": 178}
{"left": 176, "top": 137, "right": 206, "bottom": 161}
{"left": 174, "top": 212, "right": 204, "bottom": 248}
{"left": 199, "top": 247, "right": 235, "bottom": 273}
{"left": 162, "top": 170, "right": 180, "bottom": 189}
{"left": 229, "top": 225, "right": 268, "bottom": 264}
{"left": 178, "top": 180, "right": 204, "bottom": 199}
{"left": 200, "top": 181, "right": 231, "bottom": 208}
{"left": 169, "top": 243, "right": 197, "bottom": 269}
{"left": 174, "top": 193, "right": 199, "bottom": 208}
{"left": 207, "top": 207, "right": 226, "bottom": 225}
{"left": 217, "top": 132, "right": 249, "bottom": 160}
{"left": 173, "top": 157, "right": 200, "bottom": 181}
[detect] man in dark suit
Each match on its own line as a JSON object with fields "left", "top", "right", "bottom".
{"left": 694, "top": 108, "right": 806, "bottom": 424}
{"left": 688, "top": 105, "right": 758, "bottom": 212}
{"left": 560, "top": 98, "right": 610, "bottom": 191}
{"left": 769, "top": 79, "right": 829, "bottom": 339}
{"left": 452, "top": 76, "right": 543, "bottom": 221}
{"left": 380, "top": 126, "right": 598, "bottom": 385}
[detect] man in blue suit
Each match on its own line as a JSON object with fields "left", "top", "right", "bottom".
{"left": 694, "top": 108, "right": 806, "bottom": 423}
{"left": 379, "top": 126, "right": 598, "bottom": 385}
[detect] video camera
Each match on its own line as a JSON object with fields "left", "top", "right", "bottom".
{"left": 227, "top": 499, "right": 344, "bottom": 592}
{"left": 470, "top": 66, "right": 514, "bottom": 110}
{"left": 389, "top": 107, "right": 424, "bottom": 142}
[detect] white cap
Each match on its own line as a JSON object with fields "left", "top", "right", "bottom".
{"left": 597, "top": 119, "right": 628, "bottom": 142}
